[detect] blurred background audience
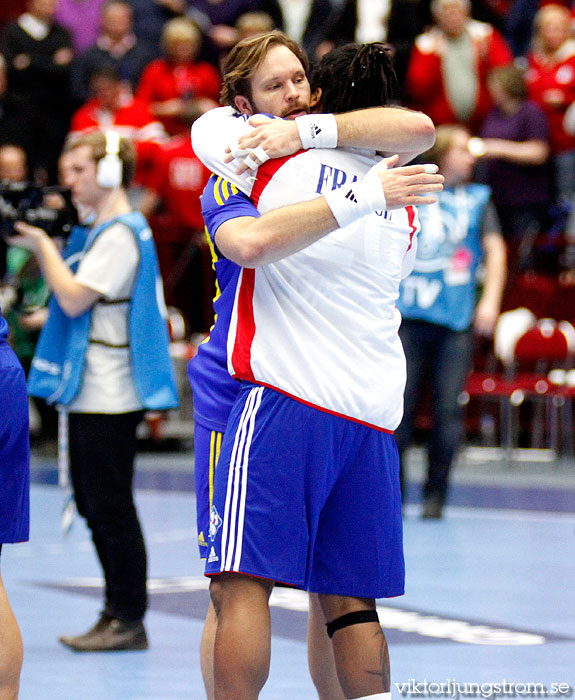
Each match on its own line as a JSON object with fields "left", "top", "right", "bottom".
{"left": 139, "top": 108, "right": 213, "bottom": 334}
{"left": 127, "top": 0, "right": 190, "bottom": 53}
{"left": 135, "top": 17, "right": 220, "bottom": 136}
{"left": 68, "top": 64, "right": 166, "bottom": 188}
{"left": 525, "top": 3, "right": 575, "bottom": 205}
{"left": 0, "top": 54, "right": 35, "bottom": 159}
{"left": 69, "top": 0, "right": 157, "bottom": 106}
{"left": 476, "top": 63, "right": 551, "bottom": 261}
{"left": 405, "top": 0, "right": 513, "bottom": 132}
{"left": 0, "top": 0, "right": 574, "bottom": 452}
{"left": 55, "top": 0, "right": 107, "bottom": 54}
{"left": 1, "top": 0, "right": 74, "bottom": 183}
{"left": 263, "top": 0, "right": 340, "bottom": 61}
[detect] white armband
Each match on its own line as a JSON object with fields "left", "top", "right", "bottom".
{"left": 296, "top": 113, "right": 338, "bottom": 149}
{"left": 324, "top": 161, "right": 388, "bottom": 228}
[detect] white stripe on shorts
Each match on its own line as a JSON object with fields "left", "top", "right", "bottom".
{"left": 221, "top": 386, "right": 264, "bottom": 572}
{"left": 233, "top": 387, "right": 263, "bottom": 570}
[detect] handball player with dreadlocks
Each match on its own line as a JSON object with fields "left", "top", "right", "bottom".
{"left": 189, "top": 35, "right": 442, "bottom": 700}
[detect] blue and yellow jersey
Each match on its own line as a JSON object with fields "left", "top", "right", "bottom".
{"left": 187, "top": 174, "right": 259, "bottom": 432}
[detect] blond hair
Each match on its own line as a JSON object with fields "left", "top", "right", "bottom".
{"left": 236, "top": 12, "right": 275, "bottom": 39}
{"left": 161, "top": 17, "right": 201, "bottom": 51}
{"left": 532, "top": 4, "right": 572, "bottom": 53}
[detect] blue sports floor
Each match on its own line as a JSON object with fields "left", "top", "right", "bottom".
{"left": 3, "top": 444, "right": 575, "bottom": 699}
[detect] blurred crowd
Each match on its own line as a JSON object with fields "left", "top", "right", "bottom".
{"left": 1, "top": 0, "right": 575, "bottom": 443}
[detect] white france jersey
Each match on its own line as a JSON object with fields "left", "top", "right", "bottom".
{"left": 192, "top": 107, "right": 420, "bottom": 430}
{"left": 228, "top": 147, "right": 419, "bottom": 432}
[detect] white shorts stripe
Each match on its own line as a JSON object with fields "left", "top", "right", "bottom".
{"left": 233, "top": 387, "right": 264, "bottom": 570}
{"left": 221, "top": 387, "right": 263, "bottom": 571}
{"left": 221, "top": 388, "right": 256, "bottom": 570}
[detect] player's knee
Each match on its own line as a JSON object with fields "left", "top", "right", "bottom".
{"left": 318, "top": 594, "right": 376, "bottom": 628}
{"left": 208, "top": 576, "right": 226, "bottom": 616}
{"left": 209, "top": 572, "right": 273, "bottom": 617}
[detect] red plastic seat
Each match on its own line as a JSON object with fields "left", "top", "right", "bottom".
{"left": 501, "top": 272, "right": 557, "bottom": 318}
{"left": 544, "top": 277, "right": 575, "bottom": 324}
{"left": 463, "top": 318, "right": 575, "bottom": 458}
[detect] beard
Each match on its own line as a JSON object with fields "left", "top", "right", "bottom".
{"left": 281, "top": 103, "right": 310, "bottom": 119}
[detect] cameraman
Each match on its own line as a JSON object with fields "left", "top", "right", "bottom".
{"left": 8, "top": 130, "right": 178, "bottom": 652}
{"left": 0, "top": 144, "right": 57, "bottom": 443}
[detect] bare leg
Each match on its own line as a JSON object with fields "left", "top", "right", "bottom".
{"left": 319, "top": 594, "right": 389, "bottom": 699}
{"left": 0, "top": 567, "right": 23, "bottom": 700}
{"left": 200, "top": 602, "right": 217, "bottom": 700}
{"left": 308, "top": 593, "right": 345, "bottom": 700}
{"left": 210, "top": 573, "right": 274, "bottom": 700}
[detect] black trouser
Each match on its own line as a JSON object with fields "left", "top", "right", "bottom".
{"left": 395, "top": 320, "right": 473, "bottom": 503}
{"left": 68, "top": 411, "right": 147, "bottom": 623}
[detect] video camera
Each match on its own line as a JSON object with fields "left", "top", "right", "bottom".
{"left": 0, "top": 181, "right": 79, "bottom": 238}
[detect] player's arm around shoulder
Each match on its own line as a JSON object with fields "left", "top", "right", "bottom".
{"left": 214, "top": 159, "right": 444, "bottom": 268}
{"left": 228, "top": 108, "right": 437, "bottom": 173}
{"left": 334, "top": 107, "right": 436, "bottom": 162}
{"left": 214, "top": 196, "right": 339, "bottom": 269}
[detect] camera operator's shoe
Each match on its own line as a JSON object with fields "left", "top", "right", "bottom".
{"left": 59, "top": 615, "right": 148, "bottom": 652}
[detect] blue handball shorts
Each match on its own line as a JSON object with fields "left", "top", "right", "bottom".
{"left": 0, "top": 343, "right": 30, "bottom": 544}
{"left": 204, "top": 383, "right": 405, "bottom": 599}
{"left": 194, "top": 421, "right": 225, "bottom": 559}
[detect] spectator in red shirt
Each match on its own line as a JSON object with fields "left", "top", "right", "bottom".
{"left": 525, "top": 3, "right": 575, "bottom": 203}
{"left": 69, "top": 65, "right": 166, "bottom": 187}
{"left": 140, "top": 111, "right": 214, "bottom": 332}
{"left": 136, "top": 17, "right": 220, "bottom": 136}
{"left": 406, "top": 0, "right": 513, "bottom": 132}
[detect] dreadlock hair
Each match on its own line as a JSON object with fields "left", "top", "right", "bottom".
{"left": 310, "top": 42, "right": 398, "bottom": 114}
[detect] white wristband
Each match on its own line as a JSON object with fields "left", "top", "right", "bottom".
{"left": 296, "top": 113, "right": 338, "bottom": 150}
{"left": 324, "top": 160, "right": 388, "bottom": 228}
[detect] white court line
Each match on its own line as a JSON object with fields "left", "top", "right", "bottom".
{"left": 47, "top": 577, "right": 548, "bottom": 647}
